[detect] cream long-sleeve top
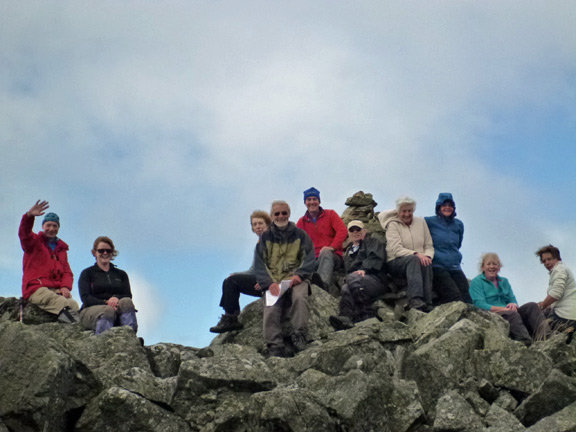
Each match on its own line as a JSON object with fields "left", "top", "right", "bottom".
{"left": 378, "top": 209, "right": 434, "bottom": 262}
{"left": 547, "top": 260, "right": 576, "bottom": 320}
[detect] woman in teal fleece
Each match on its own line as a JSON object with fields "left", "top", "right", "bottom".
{"left": 470, "top": 253, "right": 549, "bottom": 344}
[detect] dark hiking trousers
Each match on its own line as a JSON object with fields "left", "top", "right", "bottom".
{"left": 219, "top": 273, "right": 263, "bottom": 315}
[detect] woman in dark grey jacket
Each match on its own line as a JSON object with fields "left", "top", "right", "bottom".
{"left": 79, "top": 236, "right": 137, "bottom": 335}
{"left": 329, "top": 220, "right": 387, "bottom": 330}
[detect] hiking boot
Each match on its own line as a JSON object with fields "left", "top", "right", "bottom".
{"left": 291, "top": 331, "right": 308, "bottom": 353}
{"left": 58, "top": 307, "right": 79, "bottom": 324}
{"left": 354, "top": 312, "right": 383, "bottom": 323}
{"left": 209, "top": 314, "right": 243, "bottom": 333}
{"left": 266, "top": 346, "right": 289, "bottom": 358}
{"left": 406, "top": 298, "right": 431, "bottom": 313}
{"left": 329, "top": 315, "right": 354, "bottom": 331}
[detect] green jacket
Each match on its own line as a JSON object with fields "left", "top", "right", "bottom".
{"left": 254, "top": 222, "right": 315, "bottom": 290}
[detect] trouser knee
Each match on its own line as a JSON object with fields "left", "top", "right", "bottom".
{"left": 117, "top": 297, "right": 136, "bottom": 314}
{"left": 101, "top": 306, "right": 117, "bottom": 321}
{"left": 346, "top": 273, "right": 371, "bottom": 304}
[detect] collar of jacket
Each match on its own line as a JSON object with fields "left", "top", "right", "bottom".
{"left": 270, "top": 221, "right": 297, "bottom": 238}
{"left": 302, "top": 207, "right": 325, "bottom": 222}
{"left": 39, "top": 232, "right": 68, "bottom": 251}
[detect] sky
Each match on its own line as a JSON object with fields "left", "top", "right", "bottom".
{"left": 1, "top": 1, "right": 575, "bottom": 348}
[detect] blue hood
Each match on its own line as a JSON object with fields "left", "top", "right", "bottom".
{"left": 435, "top": 193, "right": 456, "bottom": 218}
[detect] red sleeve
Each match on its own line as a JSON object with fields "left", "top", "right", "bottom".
{"left": 18, "top": 213, "right": 38, "bottom": 252}
{"left": 296, "top": 217, "right": 305, "bottom": 230}
{"left": 329, "top": 211, "right": 348, "bottom": 250}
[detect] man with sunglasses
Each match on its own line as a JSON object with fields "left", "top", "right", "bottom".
{"left": 296, "top": 187, "right": 348, "bottom": 291}
{"left": 18, "top": 200, "right": 80, "bottom": 323}
{"left": 329, "top": 220, "right": 388, "bottom": 330}
{"left": 254, "top": 200, "right": 316, "bottom": 357}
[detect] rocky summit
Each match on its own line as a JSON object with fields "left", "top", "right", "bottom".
{"left": 1, "top": 290, "right": 575, "bottom": 432}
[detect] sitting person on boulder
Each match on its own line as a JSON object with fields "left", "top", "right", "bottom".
{"left": 379, "top": 196, "right": 434, "bottom": 312}
{"left": 296, "top": 187, "right": 348, "bottom": 291}
{"left": 210, "top": 210, "right": 272, "bottom": 333}
{"left": 329, "top": 220, "right": 388, "bottom": 330}
{"left": 425, "top": 193, "right": 472, "bottom": 305}
{"left": 19, "top": 200, "right": 80, "bottom": 323}
{"left": 535, "top": 245, "right": 576, "bottom": 333}
{"left": 78, "top": 236, "right": 138, "bottom": 335}
{"left": 254, "top": 200, "right": 315, "bottom": 357}
{"left": 470, "top": 252, "right": 550, "bottom": 344}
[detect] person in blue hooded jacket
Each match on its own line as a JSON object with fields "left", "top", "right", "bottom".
{"left": 425, "top": 193, "right": 472, "bottom": 305}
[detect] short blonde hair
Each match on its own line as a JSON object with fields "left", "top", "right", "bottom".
{"left": 395, "top": 196, "right": 416, "bottom": 212}
{"left": 478, "top": 252, "right": 501, "bottom": 273}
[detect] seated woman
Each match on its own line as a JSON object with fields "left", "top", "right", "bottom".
{"left": 329, "top": 220, "right": 387, "bottom": 330}
{"left": 209, "top": 210, "right": 272, "bottom": 333}
{"left": 535, "top": 245, "right": 576, "bottom": 332}
{"left": 79, "top": 236, "right": 137, "bottom": 335}
{"left": 470, "top": 252, "right": 549, "bottom": 344}
{"left": 425, "top": 193, "right": 472, "bottom": 305}
{"left": 379, "top": 196, "right": 434, "bottom": 312}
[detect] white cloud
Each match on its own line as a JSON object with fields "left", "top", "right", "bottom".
{"left": 127, "top": 272, "right": 166, "bottom": 344}
{"left": 1, "top": 1, "right": 575, "bottom": 346}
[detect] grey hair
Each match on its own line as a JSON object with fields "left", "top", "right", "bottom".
{"left": 395, "top": 196, "right": 416, "bottom": 212}
{"left": 478, "top": 252, "right": 502, "bottom": 273}
{"left": 270, "top": 200, "right": 291, "bottom": 214}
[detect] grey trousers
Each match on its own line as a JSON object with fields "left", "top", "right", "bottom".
{"left": 498, "top": 302, "right": 550, "bottom": 343}
{"left": 340, "top": 273, "right": 386, "bottom": 321}
{"left": 316, "top": 248, "right": 343, "bottom": 287}
{"left": 387, "top": 255, "right": 433, "bottom": 305}
{"left": 79, "top": 297, "right": 137, "bottom": 331}
{"left": 263, "top": 282, "right": 309, "bottom": 349}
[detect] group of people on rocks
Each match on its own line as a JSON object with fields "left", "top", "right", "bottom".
{"left": 18, "top": 200, "right": 138, "bottom": 336}
{"left": 18, "top": 191, "right": 575, "bottom": 356}
{"left": 209, "top": 188, "right": 576, "bottom": 357}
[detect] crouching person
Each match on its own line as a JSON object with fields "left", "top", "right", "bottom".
{"left": 330, "top": 221, "right": 388, "bottom": 330}
{"left": 19, "top": 200, "right": 80, "bottom": 323}
{"left": 254, "top": 200, "right": 315, "bottom": 358}
{"left": 210, "top": 210, "right": 271, "bottom": 333}
{"left": 78, "top": 236, "right": 138, "bottom": 335}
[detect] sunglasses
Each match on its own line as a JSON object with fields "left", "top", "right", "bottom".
{"left": 348, "top": 227, "right": 362, "bottom": 233}
{"left": 273, "top": 211, "right": 289, "bottom": 216}
{"left": 97, "top": 249, "right": 113, "bottom": 254}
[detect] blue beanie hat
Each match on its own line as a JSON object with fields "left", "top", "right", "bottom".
{"left": 303, "top": 187, "right": 321, "bottom": 203}
{"left": 42, "top": 213, "right": 60, "bottom": 226}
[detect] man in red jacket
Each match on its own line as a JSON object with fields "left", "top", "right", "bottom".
{"left": 296, "top": 187, "right": 348, "bottom": 291}
{"left": 19, "top": 200, "right": 79, "bottom": 323}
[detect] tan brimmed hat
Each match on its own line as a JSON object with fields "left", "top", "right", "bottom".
{"left": 347, "top": 220, "right": 364, "bottom": 230}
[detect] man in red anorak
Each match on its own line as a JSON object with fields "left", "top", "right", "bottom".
{"left": 296, "top": 187, "right": 348, "bottom": 291}
{"left": 19, "top": 200, "right": 79, "bottom": 323}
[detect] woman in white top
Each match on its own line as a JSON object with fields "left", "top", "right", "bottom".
{"left": 536, "top": 245, "right": 576, "bottom": 333}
